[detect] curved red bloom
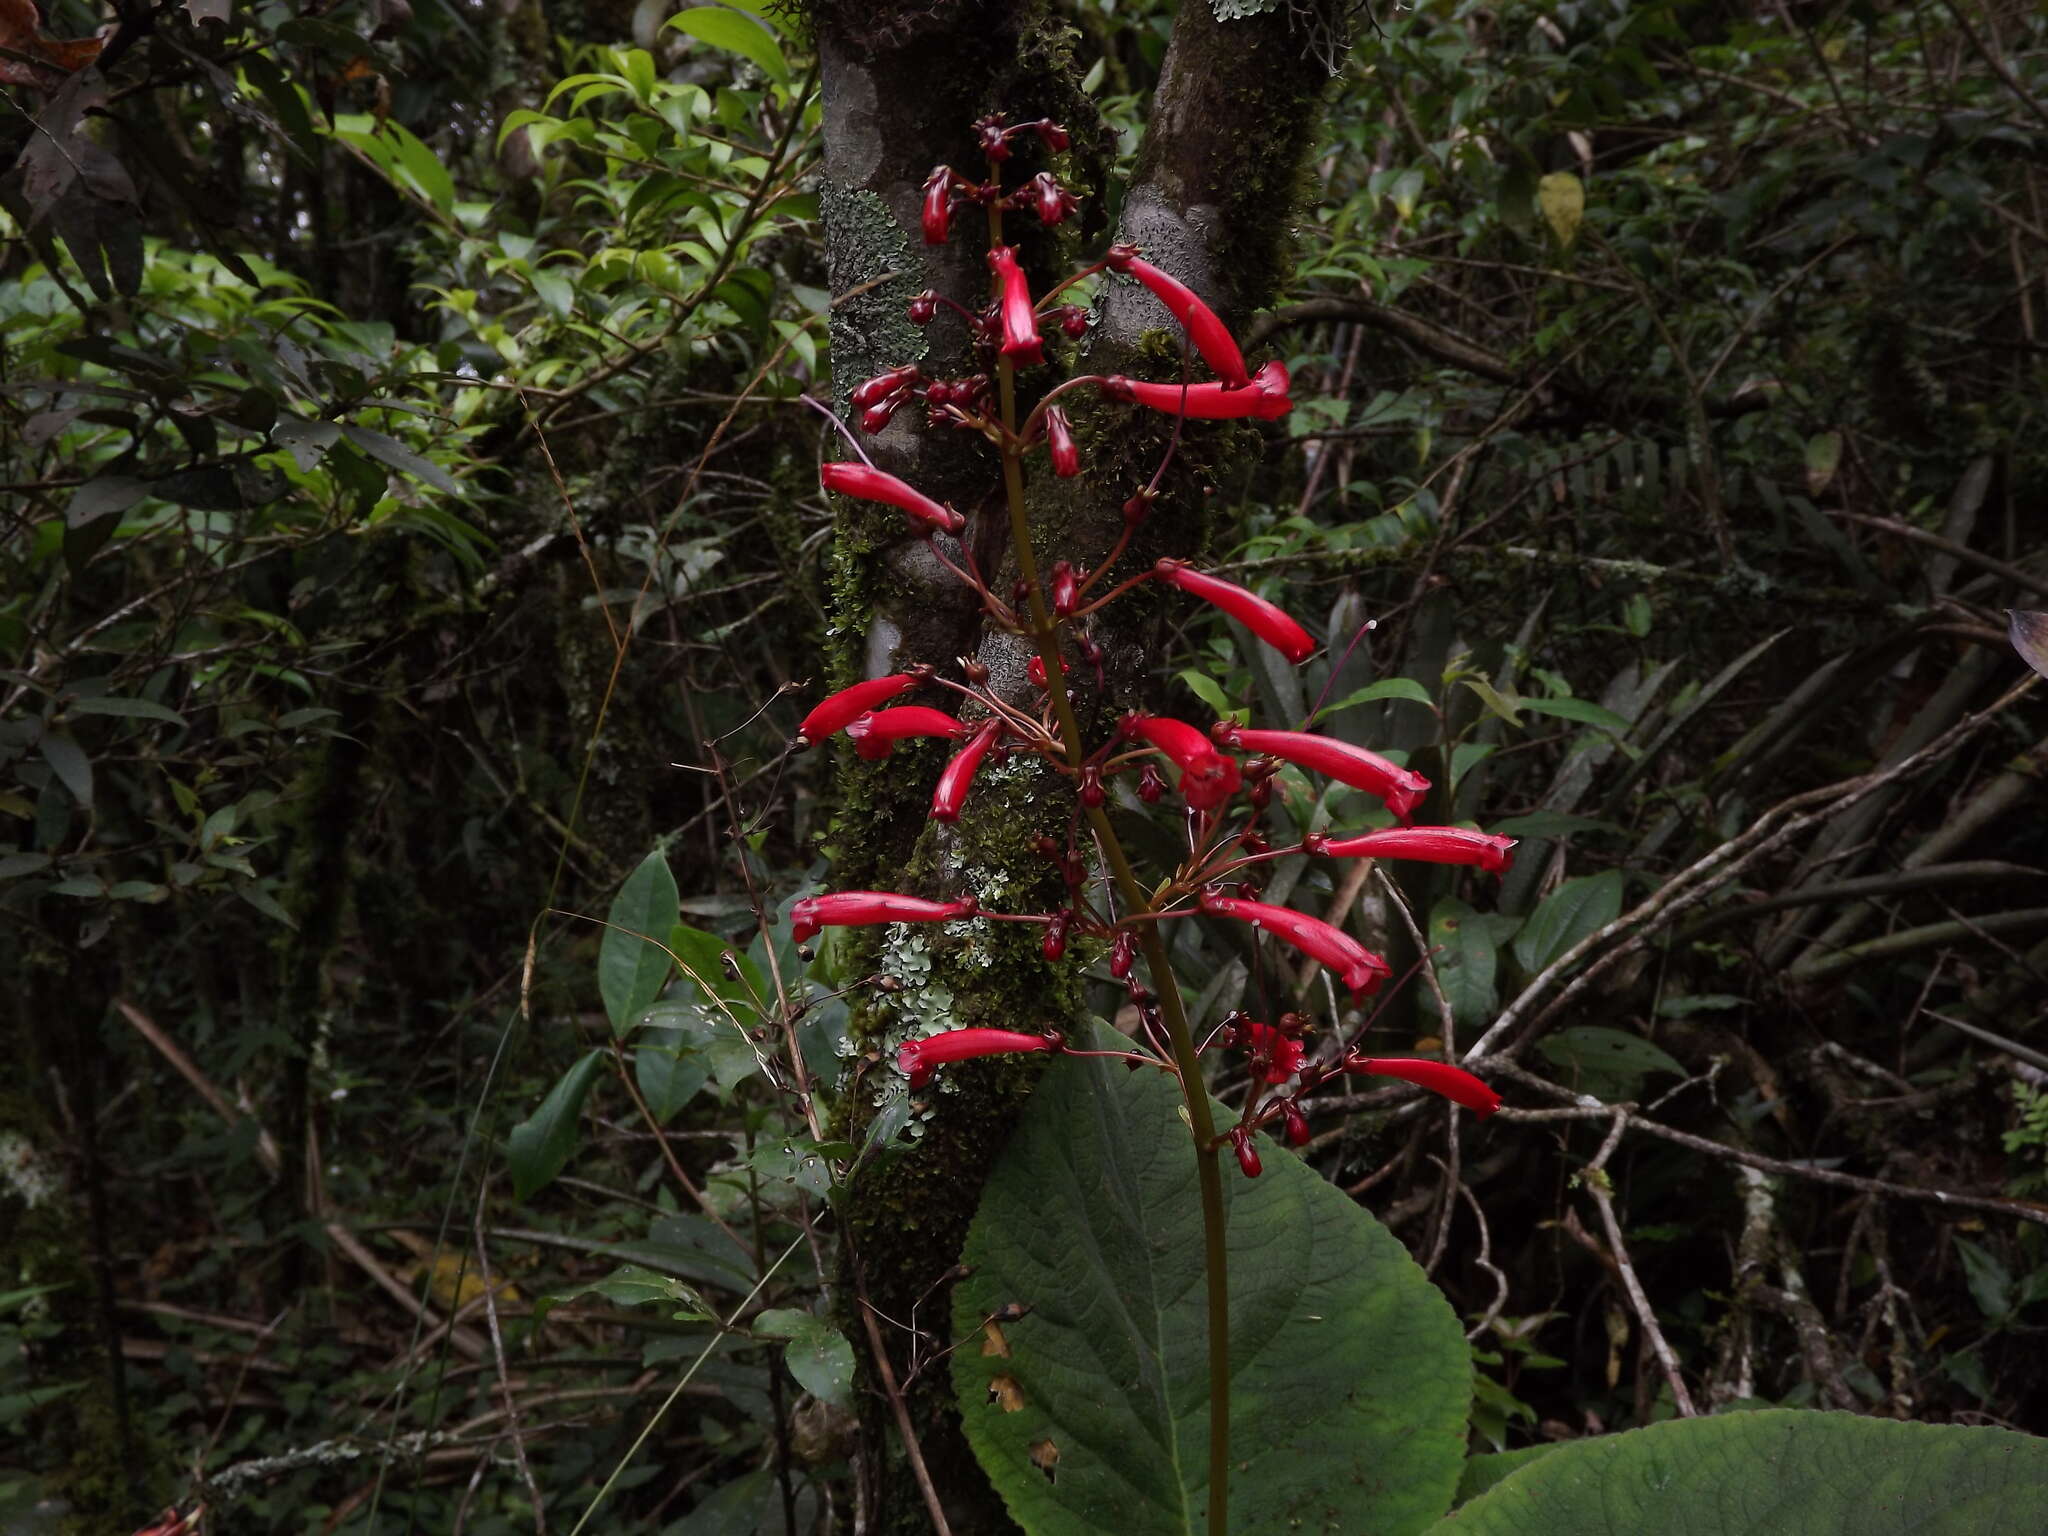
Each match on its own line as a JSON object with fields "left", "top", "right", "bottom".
{"left": 921, "top": 165, "right": 958, "bottom": 245}
{"left": 1240, "top": 1019, "right": 1304, "bottom": 1084}
{"left": 1320, "top": 826, "right": 1516, "bottom": 874}
{"left": 790, "top": 891, "right": 978, "bottom": 944}
{"left": 1346, "top": 1056, "right": 1501, "bottom": 1119}
{"left": 1044, "top": 405, "right": 1080, "bottom": 477}
{"left": 1026, "top": 171, "right": 1078, "bottom": 227}
{"left": 899, "top": 1027, "right": 1062, "bottom": 1089}
{"left": 1122, "top": 713, "right": 1241, "bottom": 810}
{"left": 1154, "top": 560, "right": 1314, "bottom": 664}
{"left": 796, "top": 673, "right": 920, "bottom": 747}
{"left": 1279, "top": 1100, "right": 1311, "bottom": 1148}
{"left": 931, "top": 718, "right": 1003, "bottom": 823}
{"left": 1214, "top": 725, "right": 1430, "bottom": 823}
{"left": 844, "top": 706, "right": 965, "bottom": 760}
{"left": 987, "top": 245, "right": 1044, "bottom": 366}
{"left": 1102, "top": 359, "right": 1292, "bottom": 420}
{"left": 1107, "top": 249, "right": 1251, "bottom": 387}
{"left": 1198, "top": 888, "right": 1390, "bottom": 998}
{"left": 820, "top": 462, "right": 964, "bottom": 535}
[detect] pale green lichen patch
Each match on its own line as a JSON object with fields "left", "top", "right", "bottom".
{"left": 1, "top": 1130, "right": 59, "bottom": 1210}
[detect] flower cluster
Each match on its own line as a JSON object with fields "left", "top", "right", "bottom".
{"left": 800, "top": 114, "right": 1515, "bottom": 1170}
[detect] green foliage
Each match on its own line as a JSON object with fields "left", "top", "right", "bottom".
{"left": 1431, "top": 1411, "right": 2048, "bottom": 1535}
{"left": 954, "top": 1025, "right": 1471, "bottom": 1535}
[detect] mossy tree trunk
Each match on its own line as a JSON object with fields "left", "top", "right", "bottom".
{"left": 811, "top": 3, "right": 1340, "bottom": 1527}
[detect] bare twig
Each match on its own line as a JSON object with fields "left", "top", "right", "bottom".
{"left": 1580, "top": 1112, "right": 1697, "bottom": 1417}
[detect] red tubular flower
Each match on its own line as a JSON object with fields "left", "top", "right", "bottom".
{"left": 1320, "top": 826, "right": 1516, "bottom": 874}
{"left": 796, "top": 673, "right": 919, "bottom": 746}
{"left": 1122, "top": 713, "right": 1241, "bottom": 810}
{"left": 844, "top": 706, "right": 966, "bottom": 760}
{"left": 1049, "top": 559, "right": 1080, "bottom": 616}
{"left": 1228, "top": 1127, "right": 1263, "bottom": 1178}
{"left": 1044, "top": 405, "right": 1080, "bottom": 477}
{"left": 931, "top": 718, "right": 1003, "bottom": 823}
{"left": 1153, "top": 559, "right": 1314, "bottom": 664}
{"left": 1214, "top": 725, "right": 1431, "bottom": 822}
{"left": 1107, "top": 250, "right": 1250, "bottom": 388}
{"left": 1198, "top": 888, "right": 1390, "bottom": 999}
{"left": 820, "top": 461, "right": 965, "bottom": 535}
{"left": 1033, "top": 119, "right": 1070, "bottom": 152}
{"left": 790, "top": 891, "right": 978, "bottom": 944}
{"left": 1346, "top": 1056, "right": 1501, "bottom": 1119}
{"left": 987, "top": 245, "right": 1044, "bottom": 366}
{"left": 921, "top": 165, "right": 958, "bottom": 244}
{"left": 1101, "top": 359, "right": 1293, "bottom": 420}
{"left": 1026, "top": 654, "right": 1048, "bottom": 688}
{"left": 1241, "top": 1019, "right": 1304, "bottom": 1084}
{"left": 851, "top": 364, "right": 923, "bottom": 409}
{"left": 1109, "top": 929, "right": 1136, "bottom": 979}
{"left": 899, "top": 1027, "right": 1061, "bottom": 1089}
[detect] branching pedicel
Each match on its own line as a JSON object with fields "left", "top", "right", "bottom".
{"left": 799, "top": 113, "right": 1513, "bottom": 1532}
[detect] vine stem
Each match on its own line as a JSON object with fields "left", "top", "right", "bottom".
{"left": 986, "top": 194, "right": 1230, "bottom": 1530}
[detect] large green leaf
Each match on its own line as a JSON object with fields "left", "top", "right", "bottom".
{"left": 1430, "top": 1409, "right": 2048, "bottom": 1534}
{"left": 954, "top": 1024, "right": 1470, "bottom": 1536}
{"left": 600, "top": 850, "right": 681, "bottom": 1034}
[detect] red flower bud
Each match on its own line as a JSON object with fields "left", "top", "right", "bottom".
{"left": 1026, "top": 171, "right": 1077, "bottom": 227}
{"left": 1078, "top": 765, "right": 1105, "bottom": 807}
{"left": 908, "top": 289, "right": 938, "bottom": 324}
{"left": 1114, "top": 253, "right": 1250, "bottom": 387}
{"left": 976, "top": 115, "right": 1012, "bottom": 161}
{"left": 1109, "top": 929, "right": 1136, "bottom": 979}
{"left": 1044, "top": 405, "right": 1080, "bottom": 477}
{"left": 1280, "top": 1100, "right": 1311, "bottom": 1147}
{"left": 1229, "top": 1126, "right": 1263, "bottom": 1178}
{"left": 821, "top": 461, "right": 965, "bottom": 535}
{"left": 1041, "top": 910, "right": 1070, "bottom": 961}
{"left": 1212, "top": 726, "right": 1430, "bottom": 822}
{"left": 987, "top": 245, "right": 1044, "bottom": 366}
{"left": 1027, "top": 654, "right": 1049, "bottom": 688}
{"left": 860, "top": 402, "right": 902, "bottom": 435}
{"left": 1055, "top": 304, "right": 1090, "bottom": 338}
{"left": 1101, "top": 359, "right": 1293, "bottom": 420}
{"left": 1345, "top": 1057, "right": 1501, "bottom": 1119}
{"left": 1122, "top": 487, "right": 1155, "bottom": 525}
{"left": 1121, "top": 713, "right": 1241, "bottom": 811}
{"left": 932, "top": 718, "right": 1002, "bottom": 823}
{"left": 796, "top": 673, "right": 919, "bottom": 746}
{"left": 1050, "top": 559, "right": 1080, "bottom": 616}
{"left": 1320, "top": 827, "right": 1516, "bottom": 874}
{"left": 1034, "top": 119, "right": 1070, "bottom": 152}
{"left": 1154, "top": 560, "right": 1314, "bottom": 664}
{"left": 1135, "top": 764, "right": 1167, "bottom": 803}
{"left": 921, "top": 165, "right": 958, "bottom": 244}
{"left": 844, "top": 705, "right": 966, "bottom": 760}
{"left": 899, "top": 1026, "right": 1060, "bottom": 1089}
{"left": 1197, "top": 888, "right": 1390, "bottom": 999}
{"left": 852, "top": 365, "right": 923, "bottom": 409}
{"left": 790, "top": 891, "right": 977, "bottom": 944}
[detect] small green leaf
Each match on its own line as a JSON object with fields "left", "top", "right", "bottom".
{"left": 636, "top": 1023, "right": 711, "bottom": 1121}
{"left": 1176, "top": 668, "right": 1233, "bottom": 717}
{"left": 1317, "top": 676, "right": 1436, "bottom": 718}
{"left": 1513, "top": 870, "right": 1624, "bottom": 974}
{"left": 39, "top": 730, "right": 92, "bottom": 808}
{"left": 1537, "top": 1027, "right": 1684, "bottom": 1101}
{"left": 667, "top": 7, "right": 788, "bottom": 83}
{"left": 546, "top": 1263, "right": 710, "bottom": 1317}
{"left": 1462, "top": 677, "right": 1522, "bottom": 726}
{"left": 756, "top": 1309, "right": 856, "bottom": 1408}
{"left": 1805, "top": 430, "right": 1843, "bottom": 497}
{"left": 506, "top": 1048, "right": 604, "bottom": 1201}
{"left": 339, "top": 425, "right": 461, "bottom": 495}
{"left": 67, "top": 476, "right": 147, "bottom": 527}
{"left": 601, "top": 850, "right": 681, "bottom": 1034}
{"left": 67, "top": 696, "right": 188, "bottom": 726}
{"left": 1515, "top": 697, "right": 1631, "bottom": 734}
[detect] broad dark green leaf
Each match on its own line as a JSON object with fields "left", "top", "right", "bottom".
{"left": 600, "top": 850, "right": 681, "bottom": 1034}
{"left": 38, "top": 729, "right": 92, "bottom": 809}
{"left": 1430, "top": 1410, "right": 2048, "bottom": 1535}
{"left": 1537, "top": 1027, "right": 1685, "bottom": 1101}
{"left": 667, "top": 7, "right": 788, "bottom": 83}
{"left": 545, "top": 1264, "right": 710, "bottom": 1319}
{"left": 635, "top": 1023, "right": 711, "bottom": 1121}
{"left": 67, "top": 696, "right": 187, "bottom": 726}
{"left": 506, "top": 1048, "right": 603, "bottom": 1201}
{"left": 340, "top": 424, "right": 461, "bottom": 494}
{"left": 955, "top": 1023, "right": 1470, "bottom": 1536}
{"left": 1512, "top": 870, "right": 1623, "bottom": 974}
{"left": 1430, "top": 897, "right": 1521, "bottom": 1029}
{"left": 66, "top": 476, "right": 147, "bottom": 527}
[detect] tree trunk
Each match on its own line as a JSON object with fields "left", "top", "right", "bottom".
{"left": 812, "top": 4, "right": 1339, "bottom": 1526}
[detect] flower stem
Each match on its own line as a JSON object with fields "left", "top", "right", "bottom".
{"left": 987, "top": 238, "right": 1230, "bottom": 1527}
